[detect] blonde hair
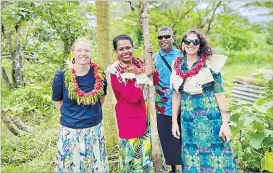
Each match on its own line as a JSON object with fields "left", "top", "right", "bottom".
{"left": 71, "top": 38, "right": 91, "bottom": 50}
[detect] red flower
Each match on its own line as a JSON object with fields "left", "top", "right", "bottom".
{"left": 159, "top": 106, "right": 166, "bottom": 114}
{"left": 153, "top": 71, "right": 159, "bottom": 85}
{"left": 78, "top": 91, "right": 84, "bottom": 97}
{"left": 162, "top": 86, "right": 169, "bottom": 90}
{"left": 155, "top": 104, "right": 161, "bottom": 110}
{"left": 155, "top": 104, "right": 166, "bottom": 114}
{"left": 156, "top": 89, "right": 162, "bottom": 94}
{"left": 174, "top": 54, "right": 207, "bottom": 79}
{"left": 72, "top": 69, "right": 76, "bottom": 74}
{"left": 70, "top": 63, "right": 103, "bottom": 100}
{"left": 117, "top": 57, "right": 145, "bottom": 75}
{"left": 162, "top": 97, "right": 168, "bottom": 102}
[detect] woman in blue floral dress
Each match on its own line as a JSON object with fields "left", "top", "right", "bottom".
{"left": 171, "top": 29, "right": 237, "bottom": 173}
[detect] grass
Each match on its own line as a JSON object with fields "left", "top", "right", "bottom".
{"left": 222, "top": 62, "right": 273, "bottom": 99}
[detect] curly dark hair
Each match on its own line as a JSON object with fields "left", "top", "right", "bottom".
{"left": 180, "top": 28, "right": 213, "bottom": 57}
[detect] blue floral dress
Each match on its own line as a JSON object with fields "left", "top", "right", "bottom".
{"left": 179, "top": 57, "right": 237, "bottom": 173}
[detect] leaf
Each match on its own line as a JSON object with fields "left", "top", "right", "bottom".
{"left": 241, "top": 115, "right": 256, "bottom": 125}
{"left": 253, "top": 122, "right": 265, "bottom": 131}
{"left": 249, "top": 133, "right": 265, "bottom": 149}
{"left": 250, "top": 159, "right": 262, "bottom": 169}
{"left": 242, "top": 153, "right": 251, "bottom": 161}
{"left": 261, "top": 151, "right": 273, "bottom": 172}
{"left": 264, "top": 129, "right": 273, "bottom": 137}
{"left": 230, "top": 112, "right": 240, "bottom": 122}
{"left": 262, "top": 137, "right": 273, "bottom": 148}
{"left": 254, "top": 101, "right": 273, "bottom": 113}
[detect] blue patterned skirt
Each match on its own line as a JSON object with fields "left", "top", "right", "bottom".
{"left": 55, "top": 123, "right": 109, "bottom": 172}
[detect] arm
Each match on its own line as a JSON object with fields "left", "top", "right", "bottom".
{"left": 215, "top": 92, "right": 229, "bottom": 122}
{"left": 100, "top": 75, "right": 107, "bottom": 106}
{"left": 110, "top": 74, "right": 143, "bottom": 103}
{"left": 100, "top": 96, "right": 105, "bottom": 105}
{"left": 145, "top": 45, "right": 155, "bottom": 77}
{"left": 55, "top": 101, "right": 62, "bottom": 115}
{"left": 212, "top": 70, "right": 231, "bottom": 142}
{"left": 52, "top": 70, "right": 64, "bottom": 114}
{"left": 215, "top": 92, "right": 231, "bottom": 142}
{"left": 172, "top": 90, "right": 181, "bottom": 139}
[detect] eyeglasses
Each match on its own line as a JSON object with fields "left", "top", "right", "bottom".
{"left": 183, "top": 38, "right": 201, "bottom": 46}
{"left": 157, "top": 35, "right": 171, "bottom": 40}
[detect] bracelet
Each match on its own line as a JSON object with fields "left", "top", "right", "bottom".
{"left": 221, "top": 114, "right": 231, "bottom": 123}
{"left": 222, "top": 117, "right": 230, "bottom": 123}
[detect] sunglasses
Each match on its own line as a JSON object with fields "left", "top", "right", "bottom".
{"left": 183, "top": 38, "right": 201, "bottom": 46}
{"left": 157, "top": 35, "right": 171, "bottom": 40}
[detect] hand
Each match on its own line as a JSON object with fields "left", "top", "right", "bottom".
{"left": 219, "top": 122, "right": 231, "bottom": 143}
{"left": 145, "top": 45, "right": 153, "bottom": 54}
{"left": 145, "top": 65, "right": 155, "bottom": 76}
{"left": 139, "top": 84, "right": 145, "bottom": 90}
{"left": 172, "top": 122, "right": 180, "bottom": 139}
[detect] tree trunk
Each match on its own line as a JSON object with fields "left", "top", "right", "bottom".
{"left": 142, "top": 1, "right": 162, "bottom": 171}
{"left": 95, "top": 1, "right": 111, "bottom": 69}
{"left": 1, "top": 66, "right": 13, "bottom": 90}
{"left": 7, "top": 113, "right": 33, "bottom": 132}
{"left": 1, "top": 112, "right": 21, "bottom": 136}
{"left": 95, "top": 1, "right": 118, "bottom": 147}
{"left": 11, "top": 24, "right": 25, "bottom": 87}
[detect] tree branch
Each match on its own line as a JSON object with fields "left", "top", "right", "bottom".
{"left": 22, "top": 21, "right": 33, "bottom": 50}
{"left": 206, "top": 1, "right": 222, "bottom": 35}
{"left": 1, "top": 22, "right": 4, "bottom": 35}
{"left": 8, "top": 31, "right": 13, "bottom": 58}
{"left": 1, "top": 111, "right": 21, "bottom": 136}
{"left": 47, "top": 3, "right": 57, "bottom": 30}
{"left": 7, "top": 113, "right": 33, "bottom": 132}
{"left": 1, "top": 66, "right": 13, "bottom": 90}
{"left": 178, "top": 4, "right": 196, "bottom": 23}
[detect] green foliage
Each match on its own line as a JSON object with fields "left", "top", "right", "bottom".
{"left": 225, "top": 49, "right": 273, "bottom": 65}
{"left": 2, "top": 61, "right": 58, "bottom": 124}
{"left": 230, "top": 78, "right": 273, "bottom": 172}
{"left": 1, "top": 115, "right": 59, "bottom": 172}
{"left": 210, "top": 14, "right": 253, "bottom": 51}
{"left": 36, "top": 1, "right": 89, "bottom": 46}
{"left": 2, "top": 82, "right": 54, "bottom": 124}
{"left": 266, "top": 20, "right": 273, "bottom": 45}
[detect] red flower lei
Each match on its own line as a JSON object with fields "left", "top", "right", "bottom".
{"left": 65, "top": 62, "right": 104, "bottom": 105}
{"left": 116, "top": 57, "right": 145, "bottom": 75}
{"left": 174, "top": 54, "right": 207, "bottom": 79}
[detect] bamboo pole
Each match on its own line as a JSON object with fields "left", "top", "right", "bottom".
{"left": 142, "top": 1, "right": 162, "bottom": 171}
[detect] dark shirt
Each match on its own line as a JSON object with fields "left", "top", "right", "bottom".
{"left": 52, "top": 67, "right": 107, "bottom": 129}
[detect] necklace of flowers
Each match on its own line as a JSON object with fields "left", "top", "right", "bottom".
{"left": 116, "top": 57, "right": 145, "bottom": 75}
{"left": 174, "top": 54, "right": 207, "bottom": 79}
{"left": 64, "top": 62, "right": 105, "bottom": 105}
